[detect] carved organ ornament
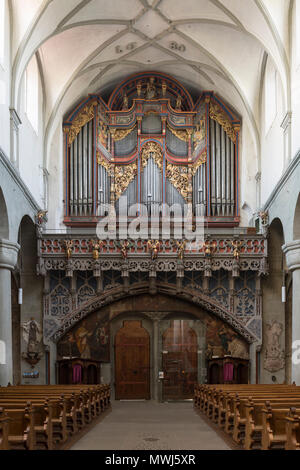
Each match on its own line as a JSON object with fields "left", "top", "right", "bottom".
{"left": 63, "top": 72, "right": 240, "bottom": 226}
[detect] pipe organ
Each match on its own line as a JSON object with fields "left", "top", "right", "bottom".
{"left": 63, "top": 72, "right": 240, "bottom": 227}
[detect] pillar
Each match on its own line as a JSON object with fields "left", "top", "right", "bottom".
{"left": 249, "top": 341, "right": 258, "bottom": 384}
{"left": 282, "top": 241, "right": 300, "bottom": 384}
{"left": 0, "top": 239, "right": 20, "bottom": 386}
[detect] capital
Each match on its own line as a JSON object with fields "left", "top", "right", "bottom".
{"left": 282, "top": 240, "right": 300, "bottom": 271}
{"left": 0, "top": 239, "right": 20, "bottom": 270}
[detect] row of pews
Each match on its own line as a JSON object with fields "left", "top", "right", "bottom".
{"left": 0, "top": 384, "right": 110, "bottom": 450}
{"left": 194, "top": 383, "right": 300, "bottom": 450}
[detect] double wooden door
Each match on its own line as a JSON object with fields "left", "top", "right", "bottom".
{"left": 162, "top": 321, "right": 198, "bottom": 400}
{"left": 115, "top": 320, "right": 150, "bottom": 399}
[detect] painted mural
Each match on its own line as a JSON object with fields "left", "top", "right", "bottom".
{"left": 204, "top": 316, "right": 249, "bottom": 360}
{"left": 57, "top": 311, "right": 110, "bottom": 362}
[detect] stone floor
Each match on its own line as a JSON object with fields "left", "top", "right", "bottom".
{"left": 70, "top": 400, "right": 231, "bottom": 450}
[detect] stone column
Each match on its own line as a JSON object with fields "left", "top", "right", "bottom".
{"left": 281, "top": 112, "right": 292, "bottom": 168}
{"left": 283, "top": 241, "right": 300, "bottom": 384}
{"left": 249, "top": 341, "right": 258, "bottom": 384}
{"left": 0, "top": 240, "right": 20, "bottom": 386}
{"left": 9, "top": 108, "right": 22, "bottom": 168}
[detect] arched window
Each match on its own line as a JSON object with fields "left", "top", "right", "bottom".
{"left": 296, "top": 1, "right": 300, "bottom": 68}
{"left": 0, "top": 0, "right": 5, "bottom": 66}
{"left": 25, "top": 55, "right": 39, "bottom": 134}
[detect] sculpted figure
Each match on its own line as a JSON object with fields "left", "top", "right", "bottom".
{"left": 145, "top": 77, "right": 157, "bottom": 100}
{"left": 64, "top": 240, "right": 73, "bottom": 259}
{"left": 147, "top": 239, "right": 160, "bottom": 260}
{"left": 175, "top": 94, "right": 182, "bottom": 110}
{"left": 122, "top": 92, "right": 128, "bottom": 110}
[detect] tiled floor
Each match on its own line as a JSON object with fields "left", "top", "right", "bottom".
{"left": 70, "top": 400, "right": 230, "bottom": 450}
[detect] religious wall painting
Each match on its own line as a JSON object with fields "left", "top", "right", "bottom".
{"left": 204, "top": 315, "right": 249, "bottom": 360}
{"left": 57, "top": 311, "right": 110, "bottom": 362}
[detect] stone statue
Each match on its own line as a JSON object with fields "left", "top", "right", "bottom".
{"left": 147, "top": 239, "right": 160, "bottom": 260}
{"left": 64, "top": 240, "right": 73, "bottom": 259}
{"left": 264, "top": 321, "right": 285, "bottom": 372}
{"left": 122, "top": 92, "right": 128, "bottom": 110}
{"left": 22, "top": 319, "right": 43, "bottom": 366}
{"left": 175, "top": 94, "right": 182, "bottom": 111}
{"left": 90, "top": 239, "right": 104, "bottom": 260}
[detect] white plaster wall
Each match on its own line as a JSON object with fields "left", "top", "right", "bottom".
{"left": 291, "top": 2, "right": 300, "bottom": 159}
{"left": 260, "top": 58, "right": 285, "bottom": 206}
{"left": 46, "top": 122, "right": 66, "bottom": 232}
{"left": 239, "top": 123, "right": 258, "bottom": 226}
{"left": 0, "top": 0, "right": 11, "bottom": 158}
{"left": 18, "top": 58, "right": 45, "bottom": 208}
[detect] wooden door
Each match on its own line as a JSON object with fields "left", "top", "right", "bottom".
{"left": 162, "top": 320, "right": 198, "bottom": 400}
{"left": 115, "top": 320, "right": 150, "bottom": 399}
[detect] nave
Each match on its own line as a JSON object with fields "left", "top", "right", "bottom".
{"left": 70, "top": 400, "right": 230, "bottom": 451}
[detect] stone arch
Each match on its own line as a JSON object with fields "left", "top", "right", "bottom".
{"left": 51, "top": 284, "right": 256, "bottom": 344}
{"left": 293, "top": 192, "right": 300, "bottom": 240}
{"left": 0, "top": 186, "right": 9, "bottom": 239}
{"left": 261, "top": 217, "right": 286, "bottom": 383}
{"left": 18, "top": 215, "right": 37, "bottom": 272}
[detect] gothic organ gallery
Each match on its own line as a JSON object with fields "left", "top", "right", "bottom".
{"left": 37, "top": 72, "right": 268, "bottom": 400}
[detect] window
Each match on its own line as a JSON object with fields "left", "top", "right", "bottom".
{"left": 0, "top": 0, "right": 5, "bottom": 66}
{"left": 25, "top": 55, "right": 39, "bottom": 134}
{"left": 296, "top": 0, "right": 300, "bottom": 68}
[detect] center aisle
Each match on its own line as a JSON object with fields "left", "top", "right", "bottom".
{"left": 70, "top": 401, "right": 231, "bottom": 450}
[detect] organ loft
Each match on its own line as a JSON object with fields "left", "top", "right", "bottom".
{"left": 37, "top": 72, "right": 267, "bottom": 400}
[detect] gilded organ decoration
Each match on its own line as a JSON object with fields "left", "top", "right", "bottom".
{"left": 97, "top": 152, "right": 113, "bottom": 175}
{"left": 209, "top": 101, "right": 236, "bottom": 143}
{"left": 167, "top": 124, "right": 189, "bottom": 142}
{"left": 64, "top": 72, "right": 240, "bottom": 224}
{"left": 114, "top": 161, "right": 138, "bottom": 200}
{"left": 66, "top": 101, "right": 96, "bottom": 145}
{"left": 166, "top": 162, "right": 189, "bottom": 200}
{"left": 191, "top": 151, "right": 207, "bottom": 175}
{"left": 112, "top": 125, "right": 136, "bottom": 141}
{"left": 98, "top": 122, "right": 108, "bottom": 149}
{"left": 141, "top": 142, "right": 163, "bottom": 171}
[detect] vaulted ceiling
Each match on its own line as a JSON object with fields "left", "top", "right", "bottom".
{"left": 10, "top": 0, "right": 292, "bottom": 164}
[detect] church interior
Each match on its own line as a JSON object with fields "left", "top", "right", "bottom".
{"left": 1, "top": 0, "right": 300, "bottom": 452}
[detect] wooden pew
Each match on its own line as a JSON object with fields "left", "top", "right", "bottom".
{"left": 0, "top": 403, "right": 35, "bottom": 450}
{"left": 261, "top": 403, "right": 300, "bottom": 450}
{"left": 194, "top": 384, "right": 300, "bottom": 451}
{"left": 0, "top": 408, "right": 10, "bottom": 450}
{"left": 0, "top": 384, "right": 111, "bottom": 450}
{"left": 285, "top": 407, "right": 300, "bottom": 450}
